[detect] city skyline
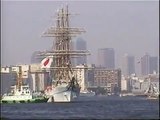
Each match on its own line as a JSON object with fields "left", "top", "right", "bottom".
{"left": 1, "top": 1, "right": 159, "bottom": 72}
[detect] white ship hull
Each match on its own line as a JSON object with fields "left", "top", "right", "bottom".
{"left": 80, "top": 91, "right": 95, "bottom": 97}
{"left": 48, "top": 81, "right": 80, "bottom": 102}
{"left": 53, "top": 89, "right": 77, "bottom": 102}
{"left": 1, "top": 85, "right": 48, "bottom": 103}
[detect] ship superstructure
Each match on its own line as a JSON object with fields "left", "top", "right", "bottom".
{"left": 38, "top": 5, "right": 90, "bottom": 102}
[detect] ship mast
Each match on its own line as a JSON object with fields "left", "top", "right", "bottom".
{"left": 16, "top": 66, "right": 23, "bottom": 90}
{"left": 38, "top": 5, "right": 90, "bottom": 84}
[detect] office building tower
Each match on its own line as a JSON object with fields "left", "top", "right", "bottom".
{"left": 141, "top": 53, "right": 158, "bottom": 75}
{"left": 122, "top": 54, "right": 135, "bottom": 76}
{"left": 97, "top": 48, "right": 115, "bottom": 69}
{"left": 75, "top": 37, "right": 87, "bottom": 65}
{"left": 141, "top": 53, "right": 150, "bottom": 75}
{"left": 149, "top": 56, "right": 158, "bottom": 74}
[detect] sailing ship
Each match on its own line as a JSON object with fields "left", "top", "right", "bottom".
{"left": 1, "top": 66, "right": 48, "bottom": 103}
{"left": 38, "top": 5, "right": 89, "bottom": 102}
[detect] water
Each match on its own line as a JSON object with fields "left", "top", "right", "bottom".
{"left": 1, "top": 96, "right": 159, "bottom": 119}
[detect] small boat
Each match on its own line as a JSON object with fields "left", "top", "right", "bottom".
{"left": 80, "top": 90, "right": 95, "bottom": 97}
{"left": 1, "top": 85, "right": 48, "bottom": 103}
{"left": 1, "top": 66, "right": 48, "bottom": 104}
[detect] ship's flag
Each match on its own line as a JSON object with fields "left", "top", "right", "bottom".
{"left": 41, "top": 57, "right": 53, "bottom": 69}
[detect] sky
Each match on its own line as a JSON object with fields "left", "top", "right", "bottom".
{"left": 1, "top": 1, "right": 159, "bottom": 74}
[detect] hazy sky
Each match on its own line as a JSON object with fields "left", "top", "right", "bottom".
{"left": 1, "top": 1, "right": 159, "bottom": 73}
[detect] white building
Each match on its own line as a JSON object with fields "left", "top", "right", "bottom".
{"left": 75, "top": 65, "right": 88, "bottom": 92}
{"left": 29, "top": 63, "right": 49, "bottom": 91}
{"left": 1, "top": 66, "right": 11, "bottom": 73}
{"left": 121, "top": 76, "right": 128, "bottom": 91}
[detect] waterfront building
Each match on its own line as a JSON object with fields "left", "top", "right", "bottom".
{"left": 1, "top": 66, "right": 16, "bottom": 95}
{"left": 94, "top": 67, "right": 121, "bottom": 94}
{"left": 75, "top": 64, "right": 89, "bottom": 92}
{"left": 87, "top": 64, "right": 95, "bottom": 87}
{"left": 97, "top": 48, "right": 115, "bottom": 69}
{"left": 1, "top": 64, "right": 51, "bottom": 93}
{"left": 29, "top": 63, "right": 50, "bottom": 91}
{"left": 121, "top": 76, "right": 132, "bottom": 92}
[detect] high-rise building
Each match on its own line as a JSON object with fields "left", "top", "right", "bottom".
{"left": 97, "top": 48, "right": 115, "bottom": 69}
{"left": 122, "top": 54, "right": 135, "bottom": 76}
{"left": 141, "top": 53, "right": 150, "bottom": 75}
{"left": 75, "top": 37, "right": 87, "bottom": 65}
{"left": 141, "top": 53, "right": 158, "bottom": 75}
{"left": 149, "top": 56, "right": 158, "bottom": 74}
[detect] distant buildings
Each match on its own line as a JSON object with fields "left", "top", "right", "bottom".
{"left": 29, "top": 63, "right": 50, "bottom": 91}
{"left": 97, "top": 48, "right": 115, "bottom": 69}
{"left": 122, "top": 54, "right": 135, "bottom": 76}
{"left": 149, "top": 56, "right": 158, "bottom": 74}
{"left": 94, "top": 67, "right": 121, "bottom": 94}
{"left": 75, "top": 37, "right": 87, "bottom": 65}
{"left": 141, "top": 53, "right": 158, "bottom": 75}
{"left": 1, "top": 64, "right": 51, "bottom": 93}
{"left": 1, "top": 67, "right": 17, "bottom": 95}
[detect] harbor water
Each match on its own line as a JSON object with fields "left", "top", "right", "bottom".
{"left": 1, "top": 96, "right": 159, "bottom": 119}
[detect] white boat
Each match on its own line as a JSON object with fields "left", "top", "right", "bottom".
{"left": 1, "top": 66, "right": 48, "bottom": 104}
{"left": 1, "top": 84, "right": 48, "bottom": 103}
{"left": 80, "top": 90, "right": 95, "bottom": 97}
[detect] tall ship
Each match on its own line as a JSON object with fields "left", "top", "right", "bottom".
{"left": 38, "top": 5, "right": 90, "bottom": 102}
{"left": 1, "top": 66, "right": 48, "bottom": 103}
